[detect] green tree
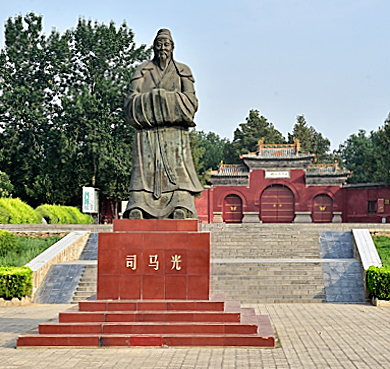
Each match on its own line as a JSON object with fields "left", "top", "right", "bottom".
{"left": 232, "top": 109, "right": 285, "bottom": 155}
{"left": 336, "top": 129, "right": 384, "bottom": 184}
{"left": 193, "top": 130, "right": 233, "bottom": 170}
{"left": 0, "top": 171, "right": 13, "bottom": 198}
{"left": 0, "top": 13, "right": 52, "bottom": 205}
{"left": 0, "top": 14, "right": 151, "bottom": 209}
{"left": 56, "top": 19, "right": 150, "bottom": 209}
{"left": 372, "top": 112, "right": 390, "bottom": 183}
{"left": 189, "top": 129, "right": 209, "bottom": 186}
{"left": 288, "top": 115, "right": 331, "bottom": 162}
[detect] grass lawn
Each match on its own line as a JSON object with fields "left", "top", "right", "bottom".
{"left": 372, "top": 235, "right": 390, "bottom": 267}
{"left": 0, "top": 235, "right": 63, "bottom": 267}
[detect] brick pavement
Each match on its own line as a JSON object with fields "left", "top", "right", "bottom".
{"left": 1, "top": 303, "right": 390, "bottom": 368}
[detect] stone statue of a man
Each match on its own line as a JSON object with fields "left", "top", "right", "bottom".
{"left": 123, "top": 29, "right": 203, "bottom": 219}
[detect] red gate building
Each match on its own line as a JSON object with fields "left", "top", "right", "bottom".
{"left": 195, "top": 139, "right": 390, "bottom": 224}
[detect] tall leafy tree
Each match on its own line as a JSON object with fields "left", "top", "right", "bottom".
{"left": 0, "top": 14, "right": 151, "bottom": 209}
{"left": 193, "top": 130, "right": 234, "bottom": 170}
{"left": 336, "top": 129, "right": 384, "bottom": 184}
{"left": 232, "top": 109, "right": 285, "bottom": 155}
{"left": 189, "top": 129, "right": 209, "bottom": 185}
{"left": 288, "top": 115, "right": 331, "bottom": 162}
{"left": 0, "top": 171, "right": 13, "bottom": 198}
{"left": 0, "top": 13, "right": 52, "bottom": 205}
{"left": 57, "top": 19, "right": 151, "bottom": 208}
{"left": 371, "top": 112, "right": 390, "bottom": 183}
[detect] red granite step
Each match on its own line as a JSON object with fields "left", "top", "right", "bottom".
{"left": 59, "top": 311, "right": 242, "bottom": 323}
{"left": 17, "top": 295, "right": 275, "bottom": 348}
{"left": 78, "top": 300, "right": 225, "bottom": 312}
{"left": 17, "top": 335, "right": 100, "bottom": 347}
{"left": 39, "top": 321, "right": 259, "bottom": 335}
{"left": 18, "top": 333, "right": 275, "bottom": 347}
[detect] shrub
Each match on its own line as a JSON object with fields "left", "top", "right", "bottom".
{"left": 0, "top": 198, "right": 40, "bottom": 224}
{"left": 0, "top": 206, "right": 10, "bottom": 224}
{"left": 35, "top": 204, "right": 94, "bottom": 224}
{"left": 366, "top": 265, "right": 390, "bottom": 300}
{"left": 0, "top": 230, "right": 17, "bottom": 257}
{"left": 0, "top": 266, "right": 33, "bottom": 299}
{"left": 35, "top": 204, "right": 59, "bottom": 224}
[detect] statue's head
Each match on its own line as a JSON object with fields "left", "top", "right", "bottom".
{"left": 153, "top": 29, "right": 174, "bottom": 67}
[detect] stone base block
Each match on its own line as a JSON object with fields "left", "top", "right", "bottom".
{"left": 293, "top": 212, "right": 312, "bottom": 223}
{"left": 242, "top": 212, "right": 261, "bottom": 223}
{"left": 332, "top": 212, "right": 342, "bottom": 223}
{"left": 212, "top": 212, "right": 224, "bottom": 223}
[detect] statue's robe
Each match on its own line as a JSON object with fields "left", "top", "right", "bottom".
{"left": 123, "top": 59, "right": 203, "bottom": 218}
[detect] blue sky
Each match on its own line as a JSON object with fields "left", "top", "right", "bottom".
{"left": 1, "top": 0, "right": 390, "bottom": 149}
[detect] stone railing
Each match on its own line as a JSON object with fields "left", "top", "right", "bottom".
{"left": 26, "top": 231, "right": 90, "bottom": 298}
{"left": 352, "top": 229, "right": 382, "bottom": 299}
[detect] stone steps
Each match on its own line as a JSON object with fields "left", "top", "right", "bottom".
{"left": 72, "top": 265, "right": 97, "bottom": 303}
{"left": 209, "top": 224, "right": 326, "bottom": 302}
{"left": 17, "top": 298, "right": 275, "bottom": 348}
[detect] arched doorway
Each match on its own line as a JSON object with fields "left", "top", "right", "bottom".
{"left": 312, "top": 194, "right": 333, "bottom": 223}
{"left": 260, "top": 185, "right": 294, "bottom": 223}
{"left": 223, "top": 194, "right": 243, "bottom": 223}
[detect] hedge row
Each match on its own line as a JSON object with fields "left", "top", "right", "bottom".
{"left": 0, "top": 266, "right": 32, "bottom": 299}
{"left": 0, "top": 230, "right": 17, "bottom": 256}
{"left": 0, "top": 199, "right": 94, "bottom": 224}
{"left": 35, "top": 204, "right": 94, "bottom": 224}
{"left": 366, "top": 266, "right": 390, "bottom": 300}
{"left": 0, "top": 198, "right": 40, "bottom": 224}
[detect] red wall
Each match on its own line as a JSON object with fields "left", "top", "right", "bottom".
{"left": 195, "top": 189, "right": 213, "bottom": 223}
{"left": 210, "top": 169, "right": 344, "bottom": 221}
{"left": 196, "top": 169, "right": 390, "bottom": 223}
{"left": 344, "top": 187, "right": 390, "bottom": 223}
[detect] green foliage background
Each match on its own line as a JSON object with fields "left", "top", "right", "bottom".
{"left": 1, "top": 12, "right": 390, "bottom": 212}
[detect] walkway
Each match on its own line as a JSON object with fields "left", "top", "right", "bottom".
{"left": 1, "top": 302, "right": 390, "bottom": 368}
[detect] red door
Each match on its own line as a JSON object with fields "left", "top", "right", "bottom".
{"left": 223, "top": 195, "right": 243, "bottom": 223}
{"left": 312, "top": 195, "right": 333, "bottom": 223}
{"left": 260, "top": 185, "right": 294, "bottom": 223}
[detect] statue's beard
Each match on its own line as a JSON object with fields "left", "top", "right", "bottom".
{"left": 157, "top": 51, "right": 170, "bottom": 70}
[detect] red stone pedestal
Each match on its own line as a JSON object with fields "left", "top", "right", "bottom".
{"left": 98, "top": 219, "right": 209, "bottom": 300}
{"left": 17, "top": 220, "right": 275, "bottom": 348}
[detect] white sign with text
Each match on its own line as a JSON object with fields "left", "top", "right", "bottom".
{"left": 265, "top": 171, "right": 290, "bottom": 179}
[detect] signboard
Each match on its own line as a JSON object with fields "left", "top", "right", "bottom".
{"left": 265, "top": 171, "right": 290, "bottom": 179}
{"left": 82, "top": 187, "right": 99, "bottom": 213}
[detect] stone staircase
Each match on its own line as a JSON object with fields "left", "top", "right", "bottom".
{"left": 72, "top": 264, "right": 97, "bottom": 303}
{"left": 207, "top": 224, "right": 326, "bottom": 303}
{"left": 203, "top": 224, "right": 366, "bottom": 303}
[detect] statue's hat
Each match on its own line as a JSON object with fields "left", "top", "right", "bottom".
{"left": 155, "top": 29, "right": 173, "bottom": 42}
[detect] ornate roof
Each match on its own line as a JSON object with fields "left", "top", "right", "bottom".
{"left": 242, "top": 138, "right": 313, "bottom": 159}
{"left": 306, "top": 162, "right": 350, "bottom": 176}
{"left": 211, "top": 163, "right": 249, "bottom": 177}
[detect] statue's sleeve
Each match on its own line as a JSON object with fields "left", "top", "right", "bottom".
{"left": 125, "top": 63, "right": 198, "bottom": 128}
{"left": 124, "top": 67, "right": 155, "bottom": 129}
{"left": 156, "top": 63, "right": 197, "bottom": 127}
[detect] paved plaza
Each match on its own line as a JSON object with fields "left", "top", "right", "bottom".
{"left": 1, "top": 302, "right": 390, "bottom": 368}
